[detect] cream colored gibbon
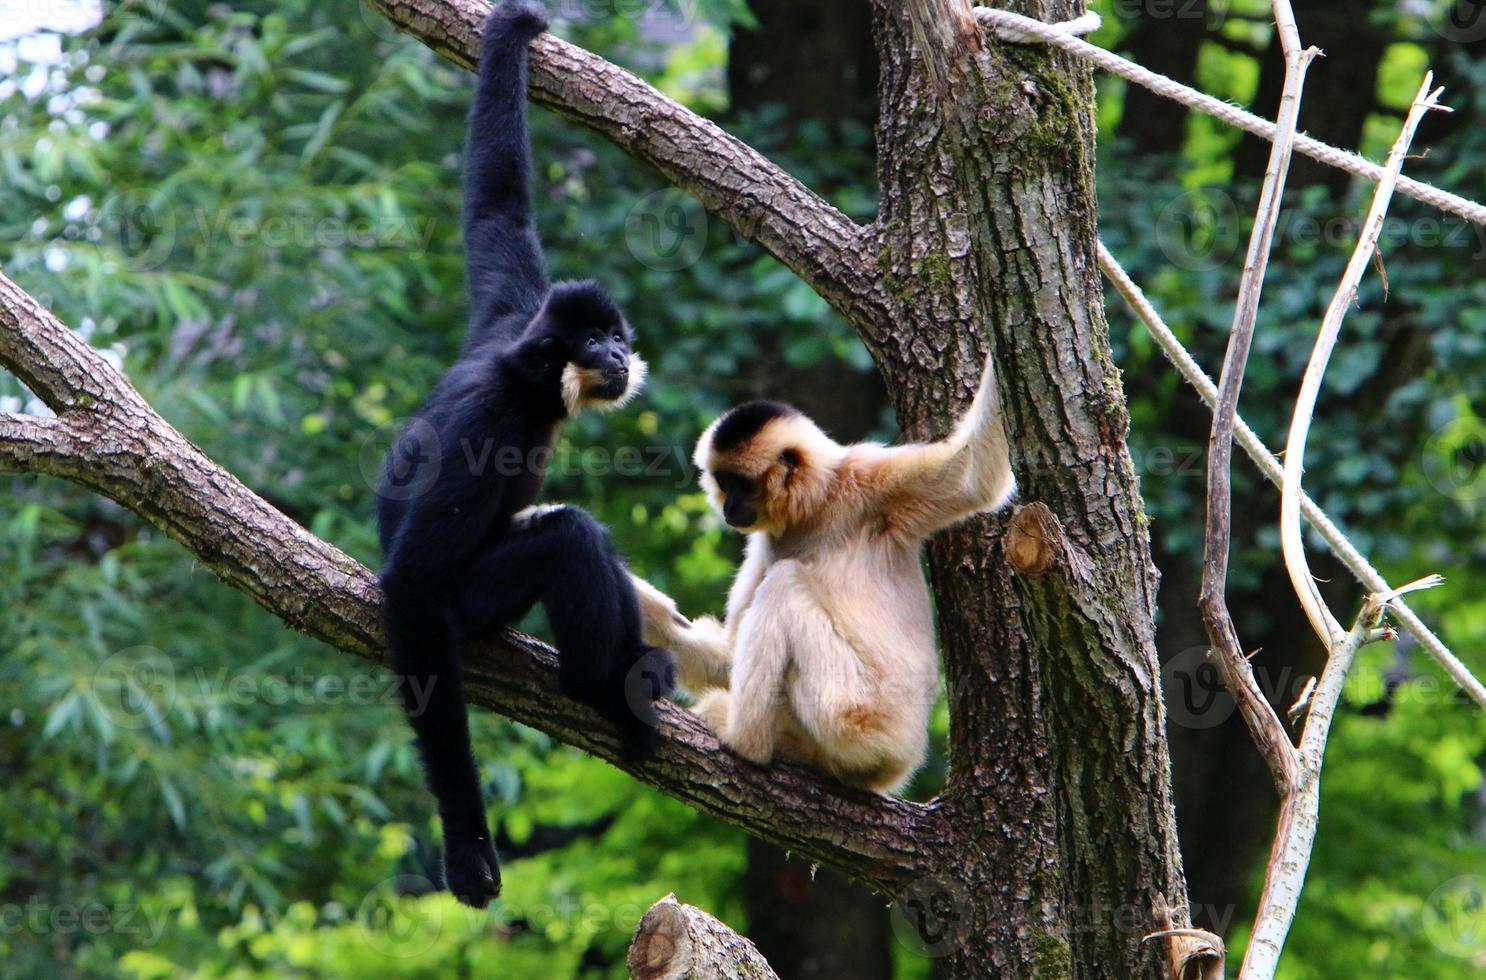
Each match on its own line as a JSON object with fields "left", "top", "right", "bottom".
{"left": 632, "top": 352, "right": 1014, "bottom": 794}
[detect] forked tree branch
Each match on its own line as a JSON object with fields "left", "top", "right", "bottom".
{"left": 1278, "top": 75, "right": 1448, "bottom": 650}
{"left": 0, "top": 270, "right": 943, "bottom": 893}
{"left": 1196, "top": 0, "right": 1312, "bottom": 798}
{"left": 1243, "top": 76, "right": 1450, "bottom": 980}
{"left": 365, "top": 0, "right": 894, "bottom": 344}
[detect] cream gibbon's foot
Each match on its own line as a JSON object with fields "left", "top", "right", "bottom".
{"left": 629, "top": 572, "right": 733, "bottom": 692}
{"left": 690, "top": 690, "right": 775, "bottom": 765}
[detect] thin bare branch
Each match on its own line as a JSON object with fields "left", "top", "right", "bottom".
{"left": 1197, "top": 0, "right": 1313, "bottom": 797}
{"left": 1097, "top": 241, "right": 1486, "bottom": 706}
{"left": 1279, "top": 76, "right": 1447, "bottom": 648}
{"left": 1240, "top": 604, "right": 1379, "bottom": 977}
{"left": 0, "top": 270, "right": 941, "bottom": 892}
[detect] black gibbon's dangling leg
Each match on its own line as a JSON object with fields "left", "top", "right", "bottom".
{"left": 376, "top": 0, "right": 674, "bottom": 909}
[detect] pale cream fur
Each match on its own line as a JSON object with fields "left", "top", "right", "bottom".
{"left": 561, "top": 353, "right": 648, "bottom": 416}
{"left": 634, "top": 353, "right": 1013, "bottom": 794}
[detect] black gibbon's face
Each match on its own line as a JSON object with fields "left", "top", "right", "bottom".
{"left": 564, "top": 323, "right": 633, "bottom": 400}
{"left": 534, "top": 282, "right": 647, "bottom": 414}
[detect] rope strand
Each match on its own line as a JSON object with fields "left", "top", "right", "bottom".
{"left": 974, "top": 6, "right": 1486, "bottom": 227}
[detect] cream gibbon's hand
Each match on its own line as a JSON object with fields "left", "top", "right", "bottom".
{"left": 628, "top": 573, "right": 734, "bottom": 693}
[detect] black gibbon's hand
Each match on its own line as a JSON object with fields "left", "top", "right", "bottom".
{"left": 489, "top": 0, "right": 547, "bottom": 37}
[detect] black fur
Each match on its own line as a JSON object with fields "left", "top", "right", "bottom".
{"left": 376, "top": 1, "right": 675, "bottom": 910}
{"left": 710, "top": 400, "right": 799, "bottom": 454}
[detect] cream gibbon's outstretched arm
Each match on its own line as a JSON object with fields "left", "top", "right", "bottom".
{"left": 856, "top": 351, "right": 1014, "bottom": 540}
{"left": 629, "top": 572, "right": 732, "bottom": 692}
{"left": 630, "top": 532, "right": 772, "bottom": 693}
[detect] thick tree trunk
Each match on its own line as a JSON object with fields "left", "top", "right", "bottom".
{"left": 865, "top": 2, "right": 1187, "bottom": 974}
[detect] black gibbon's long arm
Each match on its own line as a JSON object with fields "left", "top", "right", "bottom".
{"left": 376, "top": 1, "right": 673, "bottom": 910}
{"left": 464, "top": 0, "right": 549, "bottom": 337}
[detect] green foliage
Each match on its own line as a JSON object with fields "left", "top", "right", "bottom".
{"left": 1099, "top": 70, "right": 1486, "bottom": 980}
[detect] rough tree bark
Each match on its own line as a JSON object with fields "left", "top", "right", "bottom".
{"left": 0, "top": 1, "right": 1189, "bottom": 976}
{"left": 864, "top": 1, "right": 1187, "bottom": 974}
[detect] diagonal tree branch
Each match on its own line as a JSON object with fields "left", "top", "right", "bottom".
{"left": 365, "top": 0, "right": 894, "bottom": 346}
{"left": 0, "top": 270, "right": 944, "bottom": 893}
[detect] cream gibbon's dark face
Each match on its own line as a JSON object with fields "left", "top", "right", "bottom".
{"left": 695, "top": 400, "right": 836, "bottom": 535}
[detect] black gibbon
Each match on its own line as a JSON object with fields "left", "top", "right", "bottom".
{"left": 631, "top": 352, "right": 1013, "bottom": 793}
{"left": 377, "top": 1, "right": 675, "bottom": 908}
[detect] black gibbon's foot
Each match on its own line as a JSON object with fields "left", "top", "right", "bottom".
{"left": 443, "top": 835, "right": 501, "bottom": 908}
{"left": 617, "top": 646, "right": 678, "bottom": 761}
{"left": 489, "top": 0, "right": 548, "bottom": 36}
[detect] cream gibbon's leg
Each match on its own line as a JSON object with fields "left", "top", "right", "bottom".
{"left": 708, "top": 560, "right": 912, "bottom": 790}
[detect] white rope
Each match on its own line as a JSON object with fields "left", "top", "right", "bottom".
{"left": 1097, "top": 240, "right": 1486, "bottom": 708}
{"left": 975, "top": 6, "right": 1486, "bottom": 228}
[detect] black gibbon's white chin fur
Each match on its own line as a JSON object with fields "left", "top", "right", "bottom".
{"left": 561, "top": 352, "right": 648, "bottom": 416}
{"left": 374, "top": 0, "right": 676, "bottom": 911}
